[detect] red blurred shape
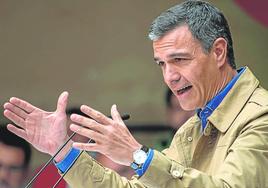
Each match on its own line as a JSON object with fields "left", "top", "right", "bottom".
{"left": 234, "top": 0, "right": 268, "bottom": 27}
{"left": 32, "top": 164, "right": 67, "bottom": 188}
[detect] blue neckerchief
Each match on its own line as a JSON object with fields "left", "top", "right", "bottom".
{"left": 197, "top": 67, "right": 246, "bottom": 132}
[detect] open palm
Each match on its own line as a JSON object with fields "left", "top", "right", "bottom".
{"left": 3, "top": 92, "right": 69, "bottom": 155}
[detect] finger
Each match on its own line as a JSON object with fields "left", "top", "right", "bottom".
{"left": 72, "top": 142, "right": 99, "bottom": 152}
{"left": 70, "top": 114, "right": 107, "bottom": 134}
{"left": 9, "top": 97, "right": 35, "bottom": 113}
{"left": 3, "top": 102, "right": 28, "bottom": 120}
{"left": 80, "top": 105, "right": 112, "bottom": 125}
{"left": 56, "top": 91, "right": 69, "bottom": 114}
{"left": 70, "top": 124, "right": 105, "bottom": 143}
{"left": 7, "top": 124, "right": 28, "bottom": 141}
{"left": 111, "top": 104, "right": 124, "bottom": 124}
{"left": 4, "top": 110, "right": 25, "bottom": 129}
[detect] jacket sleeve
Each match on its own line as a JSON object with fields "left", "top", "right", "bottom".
{"left": 64, "top": 114, "right": 268, "bottom": 188}
{"left": 63, "top": 152, "right": 146, "bottom": 188}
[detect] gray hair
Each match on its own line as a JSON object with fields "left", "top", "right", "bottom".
{"left": 148, "top": 0, "right": 236, "bottom": 69}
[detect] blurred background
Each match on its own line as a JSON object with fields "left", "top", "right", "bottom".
{"left": 0, "top": 0, "right": 267, "bottom": 183}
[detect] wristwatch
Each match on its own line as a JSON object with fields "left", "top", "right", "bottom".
{"left": 130, "top": 145, "right": 149, "bottom": 170}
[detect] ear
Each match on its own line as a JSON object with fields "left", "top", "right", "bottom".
{"left": 212, "top": 37, "right": 227, "bottom": 68}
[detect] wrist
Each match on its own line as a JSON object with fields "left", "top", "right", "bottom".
{"left": 127, "top": 144, "right": 142, "bottom": 165}
{"left": 54, "top": 147, "right": 81, "bottom": 173}
{"left": 53, "top": 139, "right": 74, "bottom": 162}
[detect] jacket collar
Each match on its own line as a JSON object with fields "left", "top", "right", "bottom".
{"left": 208, "top": 67, "right": 259, "bottom": 133}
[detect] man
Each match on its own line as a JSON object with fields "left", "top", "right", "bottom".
{"left": 3, "top": 0, "right": 268, "bottom": 187}
{"left": 0, "top": 125, "right": 31, "bottom": 188}
{"left": 165, "top": 87, "right": 195, "bottom": 129}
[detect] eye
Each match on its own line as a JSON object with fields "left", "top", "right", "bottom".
{"left": 158, "top": 61, "right": 164, "bottom": 66}
{"left": 156, "top": 61, "right": 164, "bottom": 66}
{"left": 174, "top": 58, "right": 183, "bottom": 62}
{"left": 173, "top": 57, "right": 189, "bottom": 65}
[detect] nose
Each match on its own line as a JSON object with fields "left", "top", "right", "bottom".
{"left": 163, "top": 64, "right": 180, "bottom": 87}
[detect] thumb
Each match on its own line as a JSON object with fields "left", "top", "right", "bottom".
{"left": 56, "top": 91, "right": 69, "bottom": 113}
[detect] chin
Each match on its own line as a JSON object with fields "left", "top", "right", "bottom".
{"left": 180, "top": 103, "right": 197, "bottom": 111}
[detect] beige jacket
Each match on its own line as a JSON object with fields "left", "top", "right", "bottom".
{"left": 64, "top": 67, "right": 268, "bottom": 188}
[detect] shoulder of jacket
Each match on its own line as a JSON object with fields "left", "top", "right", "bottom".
{"left": 236, "top": 86, "right": 268, "bottom": 129}
{"left": 248, "top": 86, "right": 268, "bottom": 107}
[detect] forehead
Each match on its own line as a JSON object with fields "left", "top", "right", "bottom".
{"left": 153, "top": 25, "right": 201, "bottom": 57}
{"left": 0, "top": 142, "right": 25, "bottom": 165}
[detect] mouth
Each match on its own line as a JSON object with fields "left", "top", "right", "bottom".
{"left": 176, "top": 85, "right": 192, "bottom": 95}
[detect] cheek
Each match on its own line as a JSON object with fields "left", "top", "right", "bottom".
{"left": 162, "top": 69, "right": 169, "bottom": 85}
{"left": 187, "top": 69, "right": 204, "bottom": 90}
{"left": 191, "top": 79, "right": 205, "bottom": 101}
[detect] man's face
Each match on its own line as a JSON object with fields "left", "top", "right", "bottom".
{"left": 0, "top": 143, "right": 26, "bottom": 188}
{"left": 153, "top": 25, "right": 220, "bottom": 110}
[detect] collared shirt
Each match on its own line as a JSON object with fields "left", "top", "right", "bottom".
{"left": 197, "top": 67, "right": 246, "bottom": 131}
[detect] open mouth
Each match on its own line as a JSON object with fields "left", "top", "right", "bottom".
{"left": 177, "top": 85, "right": 192, "bottom": 95}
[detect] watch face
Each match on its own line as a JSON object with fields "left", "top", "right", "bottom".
{"left": 134, "top": 150, "right": 148, "bottom": 164}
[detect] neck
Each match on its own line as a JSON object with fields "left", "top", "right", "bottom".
{"left": 207, "top": 65, "right": 237, "bottom": 106}
{"left": 218, "top": 66, "right": 237, "bottom": 92}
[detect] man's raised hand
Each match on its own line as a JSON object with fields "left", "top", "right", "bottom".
{"left": 3, "top": 92, "right": 69, "bottom": 156}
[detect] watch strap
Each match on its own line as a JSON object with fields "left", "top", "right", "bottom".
{"left": 135, "top": 148, "right": 154, "bottom": 176}
{"left": 141, "top": 145, "right": 149, "bottom": 153}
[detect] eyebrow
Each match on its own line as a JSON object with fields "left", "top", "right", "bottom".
{"left": 168, "top": 52, "right": 191, "bottom": 58}
{"left": 154, "top": 52, "right": 191, "bottom": 62}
